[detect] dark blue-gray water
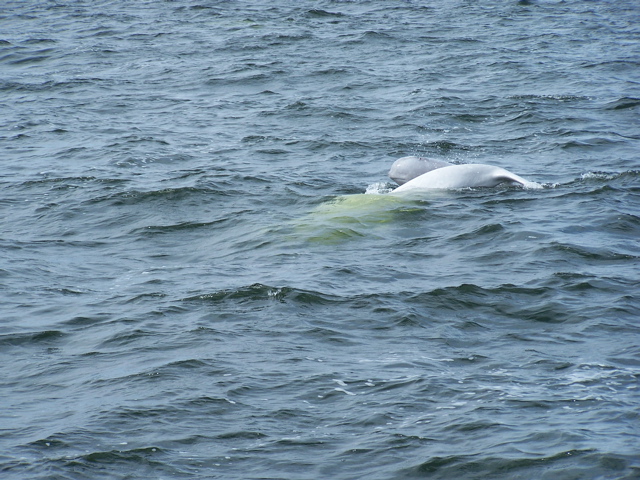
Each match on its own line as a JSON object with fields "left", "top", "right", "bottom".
{"left": 1, "top": 1, "right": 639, "bottom": 479}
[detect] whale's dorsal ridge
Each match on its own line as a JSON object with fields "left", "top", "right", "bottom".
{"left": 391, "top": 163, "right": 541, "bottom": 193}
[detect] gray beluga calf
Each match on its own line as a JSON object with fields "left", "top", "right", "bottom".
{"left": 388, "top": 156, "right": 452, "bottom": 185}
{"left": 391, "top": 163, "right": 541, "bottom": 193}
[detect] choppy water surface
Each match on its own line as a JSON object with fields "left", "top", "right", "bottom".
{"left": 1, "top": 1, "right": 639, "bottom": 478}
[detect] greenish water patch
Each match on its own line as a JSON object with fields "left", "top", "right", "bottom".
{"left": 292, "top": 193, "right": 423, "bottom": 244}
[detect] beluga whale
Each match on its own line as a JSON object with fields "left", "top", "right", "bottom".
{"left": 288, "top": 156, "right": 540, "bottom": 245}
{"left": 388, "top": 156, "right": 453, "bottom": 185}
{"left": 388, "top": 156, "right": 541, "bottom": 193}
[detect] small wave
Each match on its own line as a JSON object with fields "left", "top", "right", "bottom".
{"left": 544, "top": 170, "right": 639, "bottom": 190}
{"left": 543, "top": 242, "right": 638, "bottom": 262}
{"left": 507, "top": 94, "right": 591, "bottom": 103}
{"left": 404, "top": 449, "right": 619, "bottom": 479}
{"left": 183, "top": 283, "right": 343, "bottom": 306}
{"left": 22, "top": 175, "right": 99, "bottom": 187}
{"left": 97, "top": 328, "right": 158, "bottom": 349}
{"left": 8, "top": 54, "right": 52, "bottom": 65}
{"left": 69, "top": 446, "right": 167, "bottom": 470}
{"left": 403, "top": 283, "right": 592, "bottom": 324}
{"left": 604, "top": 97, "right": 640, "bottom": 110}
{"left": 580, "top": 171, "right": 622, "bottom": 181}
{"left": 576, "top": 170, "right": 640, "bottom": 190}
{"left": 559, "top": 137, "right": 625, "bottom": 150}
{"left": 451, "top": 223, "right": 505, "bottom": 241}
{"left": 87, "top": 185, "right": 228, "bottom": 207}
{"left": 129, "top": 219, "right": 230, "bottom": 236}
{"left": 306, "top": 9, "right": 344, "bottom": 18}
{"left": 0, "top": 330, "right": 66, "bottom": 348}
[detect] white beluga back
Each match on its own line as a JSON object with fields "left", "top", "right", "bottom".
{"left": 391, "top": 163, "right": 542, "bottom": 193}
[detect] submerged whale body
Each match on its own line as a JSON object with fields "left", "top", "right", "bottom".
{"left": 391, "top": 163, "right": 541, "bottom": 193}
{"left": 388, "top": 156, "right": 452, "bottom": 185}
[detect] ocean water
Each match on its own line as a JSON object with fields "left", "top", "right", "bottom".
{"left": 1, "top": 1, "right": 639, "bottom": 479}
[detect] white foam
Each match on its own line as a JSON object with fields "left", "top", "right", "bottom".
{"left": 522, "top": 180, "right": 544, "bottom": 189}
{"left": 581, "top": 171, "right": 617, "bottom": 181}
{"left": 365, "top": 182, "right": 393, "bottom": 195}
